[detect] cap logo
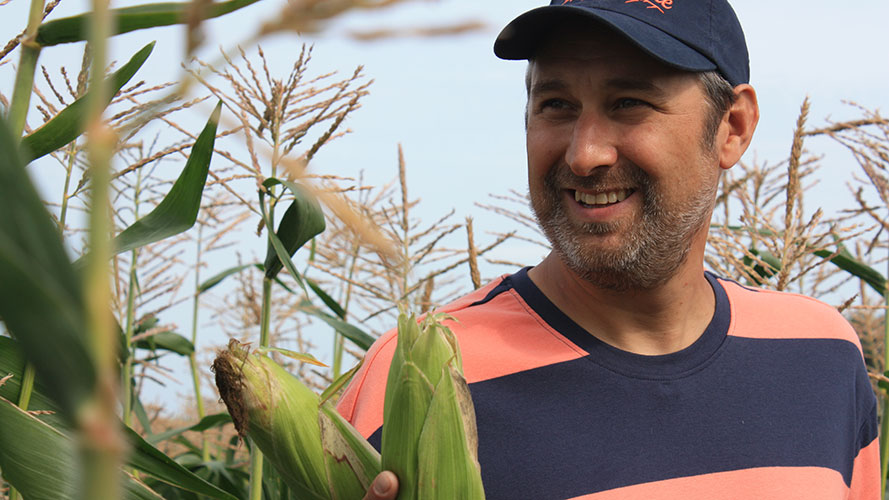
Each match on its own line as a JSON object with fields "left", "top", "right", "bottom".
{"left": 560, "top": 0, "right": 673, "bottom": 14}
{"left": 624, "top": 0, "right": 673, "bottom": 13}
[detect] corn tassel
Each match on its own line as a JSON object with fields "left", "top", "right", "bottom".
{"left": 381, "top": 312, "right": 485, "bottom": 499}
{"left": 213, "top": 339, "right": 381, "bottom": 499}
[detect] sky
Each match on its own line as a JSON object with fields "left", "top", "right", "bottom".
{"left": 4, "top": 0, "right": 888, "bottom": 261}
{"left": 2, "top": 0, "right": 888, "bottom": 403}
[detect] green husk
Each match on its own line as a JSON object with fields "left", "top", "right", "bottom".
{"left": 381, "top": 312, "right": 485, "bottom": 500}
{"left": 212, "top": 340, "right": 381, "bottom": 500}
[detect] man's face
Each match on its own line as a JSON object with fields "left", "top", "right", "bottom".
{"left": 526, "top": 27, "right": 724, "bottom": 291}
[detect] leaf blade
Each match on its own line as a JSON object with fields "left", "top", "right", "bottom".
{"left": 20, "top": 42, "right": 155, "bottom": 162}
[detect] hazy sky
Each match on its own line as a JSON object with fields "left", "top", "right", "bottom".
{"left": 4, "top": 0, "right": 888, "bottom": 261}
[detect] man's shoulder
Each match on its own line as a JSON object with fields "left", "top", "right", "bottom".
{"left": 716, "top": 276, "right": 861, "bottom": 348}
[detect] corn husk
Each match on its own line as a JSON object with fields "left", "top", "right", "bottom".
{"left": 212, "top": 339, "right": 381, "bottom": 500}
{"left": 381, "top": 312, "right": 485, "bottom": 499}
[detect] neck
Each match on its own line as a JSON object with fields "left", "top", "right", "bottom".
{"left": 528, "top": 252, "right": 716, "bottom": 356}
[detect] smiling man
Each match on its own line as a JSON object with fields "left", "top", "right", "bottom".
{"left": 346, "top": 1, "right": 880, "bottom": 499}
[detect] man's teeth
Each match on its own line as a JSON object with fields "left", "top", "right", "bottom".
{"left": 574, "top": 189, "right": 630, "bottom": 206}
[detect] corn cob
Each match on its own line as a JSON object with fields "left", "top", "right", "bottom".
{"left": 381, "top": 312, "right": 485, "bottom": 499}
{"left": 212, "top": 339, "right": 381, "bottom": 500}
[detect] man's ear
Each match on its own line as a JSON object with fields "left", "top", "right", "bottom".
{"left": 717, "top": 84, "right": 759, "bottom": 170}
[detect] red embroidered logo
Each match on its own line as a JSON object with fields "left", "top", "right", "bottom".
{"left": 624, "top": 0, "right": 673, "bottom": 13}
{"left": 561, "top": 0, "right": 673, "bottom": 13}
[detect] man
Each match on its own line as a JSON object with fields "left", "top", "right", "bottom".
{"left": 350, "top": 1, "right": 880, "bottom": 498}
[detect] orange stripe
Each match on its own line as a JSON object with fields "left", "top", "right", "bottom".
{"left": 722, "top": 280, "right": 863, "bottom": 349}
{"left": 849, "top": 438, "right": 881, "bottom": 500}
{"left": 569, "top": 467, "right": 848, "bottom": 500}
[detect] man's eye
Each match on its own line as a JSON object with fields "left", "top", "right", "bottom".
{"left": 614, "top": 98, "right": 648, "bottom": 110}
{"left": 539, "top": 98, "right": 571, "bottom": 111}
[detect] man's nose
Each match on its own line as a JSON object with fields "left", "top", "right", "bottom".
{"left": 565, "top": 112, "right": 618, "bottom": 176}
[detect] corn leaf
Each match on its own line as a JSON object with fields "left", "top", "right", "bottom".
{"left": 305, "top": 275, "right": 347, "bottom": 318}
{"left": 813, "top": 249, "right": 886, "bottom": 296}
{"left": 256, "top": 346, "right": 327, "bottom": 367}
{"left": 0, "top": 395, "right": 165, "bottom": 499}
{"left": 262, "top": 178, "right": 326, "bottom": 280}
{"left": 199, "top": 263, "right": 261, "bottom": 293}
{"left": 0, "top": 336, "right": 67, "bottom": 431}
{"left": 124, "top": 425, "right": 240, "bottom": 500}
{"left": 20, "top": 42, "right": 155, "bottom": 163}
{"left": 300, "top": 305, "right": 375, "bottom": 351}
{"left": 0, "top": 336, "right": 234, "bottom": 499}
{"left": 0, "top": 113, "right": 93, "bottom": 421}
{"left": 35, "top": 0, "right": 261, "bottom": 46}
{"left": 134, "top": 331, "right": 195, "bottom": 356}
{"left": 110, "top": 101, "right": 221, "bottom": 256}
{"left": 146, "top": 412, "right": 231, "bottom": 445}
{"left": 720, "top": 225, "right": 886, "bottom": 296}
{"left": 319, "top": 359, "right": 363, "bottom": 405}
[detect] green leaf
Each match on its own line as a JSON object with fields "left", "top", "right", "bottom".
{"left": 134, "top": 331, "right": 195, "bottom": 356}
{"left": 262, "top": 179, "right": 326, "bottom": 279}
{"left": 20, "top": 42, "right": 155, "bottom": 163}
{"left": 110, "top": 101, "right": 221, "bottom": 256}
{"left": 306, "top": 276, "right": 346, "bottom": 318}
{"left": 0, "top": 336, "right": 67, "bottom": 431}
{"left": 416, "top": 366, "right": 485, "bottom": 500}
{"left": 256, "top": 346, "right": 327, "bottom": 367}
{"left": 0, "top": 395, "right": 165, "bottom": 499}
{"left": 719, "top": 225, "right": 887, "bottom": 297}
{"left": 198, "top": 263, "right": 261, "bottom": 293}
{"left": 814, "top": 249, "right": 886, "bottom": 297}
{"left": 36, "top": 0, "right": 262, "bottom": 46}
{"left": 124, "top": 425, "right": 239, "bottom": 500}
{"left": 0, "top": 113, "right": 93, "bottom": 421}
{"left": 320, "top": 359, "right": 363, "bottom": 405}
{"left": 303, "top": 306, "right": 375, "bottom": 352}
{"left": 742, "top": 247, "right": 781, "bottom": 284}
{"left": 147, "top": 412, "right": 231, "bottom": 445}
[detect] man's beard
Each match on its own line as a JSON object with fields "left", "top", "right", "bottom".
{"left": 530, "top": 163, "right": 717, "bottom": 292}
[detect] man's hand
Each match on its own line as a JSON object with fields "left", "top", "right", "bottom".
{"left": 362, "top": 471, "right": 398, "bottom": 500}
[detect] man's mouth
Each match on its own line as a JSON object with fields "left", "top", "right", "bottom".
{"left": 573, "top": 189, "right": 632, "bottom": 207}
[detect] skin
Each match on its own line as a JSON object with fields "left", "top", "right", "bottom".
{"left": 362, "top": 471, "right": 398, "bottom": 500}
{"left": 525, "top": 25, "right": 759, "bottom": 355}
{"left": 363, "top": 21, "right": 760, "bottom": 495}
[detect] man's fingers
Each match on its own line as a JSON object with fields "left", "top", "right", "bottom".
{"left": 363, "top": 470, "right": 398, "bottom": 500}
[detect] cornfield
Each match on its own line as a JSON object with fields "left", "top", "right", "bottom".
{"left": 0, "top": 0, "right": 887, "bottom": 499}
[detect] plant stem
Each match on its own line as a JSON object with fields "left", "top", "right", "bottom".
{"left": 7, "top": 0, "right": 44, "bottom": 138}
{"left": 248, "top": 277, "right": 273, "bottom": 500}
{"left": 190, "top": 225, "right": 209, "bottom": 462}
{"left": 8, "top": 363, "right": 35, "bottom": 500}
{"left": 122, "top": 169, "right": 142, "bottom": 428}
{"left": 881, "top": 258, "right": 889, "bottom": 500}
{"left": 122, "top": 249, "right": 138, "bottom": 427}
{"left": 79, "top": 0, "right": 124, "bottom": 494}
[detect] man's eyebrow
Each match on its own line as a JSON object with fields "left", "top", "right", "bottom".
{"left": 529, "top": 77, "right": 669, "bottom": 97}
{"left": 529, "top": 78, "right": 568, "bottom": 96}
{"left": 603, "top": 77, "right": 667, "bottom": 97}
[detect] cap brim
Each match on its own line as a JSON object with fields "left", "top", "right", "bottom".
{"left": 494, "top": 6, "right": 716, "bottom": 74}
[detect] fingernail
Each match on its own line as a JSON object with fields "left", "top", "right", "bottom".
{"left": 373, "top": 473, "right": 393, "bottom": 495}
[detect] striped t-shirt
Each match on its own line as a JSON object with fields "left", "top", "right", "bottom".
{"left": 337, "top": 268, "right": 879, "bottom": 499}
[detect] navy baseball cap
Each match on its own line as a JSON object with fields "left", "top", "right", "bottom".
{"left": 494, "top": 0, "right": 749, "bottom": 86}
